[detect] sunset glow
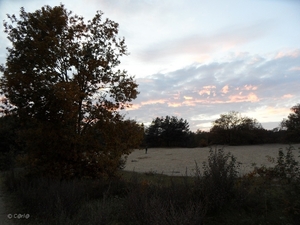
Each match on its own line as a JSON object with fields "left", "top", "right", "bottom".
{"left": 0, "top": 0, "right": 299, "bottom": 131}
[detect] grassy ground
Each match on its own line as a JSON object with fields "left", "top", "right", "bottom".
{"left": 1, "top": 170, "right": 299, "bottom": 224}
{"left": 0, "top": 172, "right": 15, "bottom": 225}
{"left": 1, "top": 146, "right": 300, "bottom": 225}
{"left": 124, "top": 144, "right": 300, "bottom": 176}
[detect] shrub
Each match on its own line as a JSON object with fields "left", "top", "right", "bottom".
{"left": 2, "top": 171, "right": 124, "bottom": 224}
{"left": 274, "top": 145, "right": 300, "bottom": 182}
{"left": 194, "top": 147, "right": 241, "bottom": 213}
{"left": 199, "top": 138, "right": 208, "bottom": 147}
{"left": 122, "top": 180, "right": 205, "bottom": 225}
{"left": 248, "top": 145, "right": 300, "bottom": 223}
{"left": 273, "top": 145, "right": 300, "bottom": 221}
{"left": 257, "top": 145, "right": 300, "bottom": 182}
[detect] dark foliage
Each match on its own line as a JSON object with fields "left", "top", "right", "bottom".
{"left": 2, "top": 145, "right": 300, "bottom": 225}
{"left": 210, "top": 111, "right": 267, "bottom": 145}
{"left": 145, "top": 116, "right": 190, "bottom": 147}
{"left": 0, "top": 5, "right": 142, "bottom": 179}
{"left": 281, "top": 103, "right": 300, "bottom": 143}
{"left": 194, "top": 147, "right": 241, "bottom": 213}
{"left": 141, "top": 110, "right": 297, "bottom": 148}
{"left": 0, "top": 115, "right": 24, "bottom": 171}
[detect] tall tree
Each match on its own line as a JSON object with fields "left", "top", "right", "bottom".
{"left": 281, "top": 103, "right": 300, "bottom": 142}
{"left": 145, "top": 116, "right": 190, "bottom": 147}
{"left": 210, "top": 111, "right": 264, "bottom": 145}
{"left": 145, "top": 117, "right": 164, "bottom": 147}
{"left": 210, "top": 111, "right": 241, "bottom": 144}
{"left": 0, "top": 5, "right": 141, "bottom": 179}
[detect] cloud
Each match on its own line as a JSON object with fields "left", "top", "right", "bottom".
{"left": 198, "top": 86, "right": 216, "bottom": 96}
{"left": 221, "top": 85, "right": 229, "bottom": 94}
{"left": 183, "top": 96, "right": 193, "bottom": 100}
{"left": 243, "top": 85, "right": 258, "bottom": 91}
{"left": 125, "top": 49, "right": 300, "bottom": 131}
{"left": 274, "top": 49, "right": 300, "bottom": 59}
{"left": 289, "top": 66, "right": 300, "bottom": 71}
{"left": 1, "top": 0, "right": 298, "bottom": 132}
{"left": 138, "top": 22, "right": 273, "bottom": 63}
{"left": 282, "top": 94, "right": 293, "bottom": 99}
{"left": 228, "top": 93, "right": 260, "bottom": 103}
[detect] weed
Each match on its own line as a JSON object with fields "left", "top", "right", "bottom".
{"left": 2, "top": 145, "right": 300, "bottom": 225}
{"left": 194, "top": 146, "right": 241, "bottom": 213}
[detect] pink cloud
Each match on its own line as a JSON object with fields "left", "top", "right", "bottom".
{"left": 173, "top": 92, "right": 181, "bottom": 100}
{"left": 168, "top": 102, "right": 182, "bottom": 107}
{"left": 289, "top": 66, "right": 300, "bottom": 71}
{"left": 248, "top": 56, "right": 264, "bottom": 65}
{"left": 264, "top": 106, "right": 291, "bottom": 115}
{"left": 126, "top": 104, "right": 141, "bottom": 111}
{"left": 141, "top": 99, "right": 167, "bottom": 105}
{"left": 221, "top": 85, "right": 229, "bottom": 94}
{"left": 282, "top": 94, "right": 293, "bottom": 99}
{"left": 198, "top": 86, "right": 216, "bottom": 96}
{"left": 274, "top": 49, "right": 300, "bottom": 59}
{"left": 228, "top": 92, "right": 259, "bottom": 103}
{"left": 199, "top": 90, "right": 210, "bottom": 95}
{"left": 183, "top": 102, "right": 196, "bottom": 106}
{"left": 243, "top": 85, "right": 258, "bottom": 91}
{"left": 249, "top": 106, "right": 292, "bottom": 122}
{"left": 194, "top": 54, "right": 211, "bottom": 63}
{"left": 138, "top": 78, "right": 154, "bottom": 83}
{"left": 204, "top": 85, "right": 216, "bottom": 89}
{"left": 184, "top": 96, "right": 193, "bottom": 100}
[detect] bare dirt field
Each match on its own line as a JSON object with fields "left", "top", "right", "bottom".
{"left": 124, "top": 144, "right": 300, "bottom": 176}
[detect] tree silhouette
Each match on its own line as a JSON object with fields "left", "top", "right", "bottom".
{"left": 145, "top": 116, "right": 190, "bottom": 147}
{"left": 281, "top": 103, "right": 300, "bottom": 142}
{"left": 210, "top": 111, "right": 264, "bottom": 145}
{"left": 0, "top": 5, "right": 142, "bottom": 179}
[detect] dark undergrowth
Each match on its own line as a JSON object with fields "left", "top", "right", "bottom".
{"left": 1, "top": 146, "right": 300, "bottom": 225}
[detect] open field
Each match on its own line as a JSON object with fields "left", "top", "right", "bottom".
{"left": 124, "top": 144, "right": 300, "bottom": 176}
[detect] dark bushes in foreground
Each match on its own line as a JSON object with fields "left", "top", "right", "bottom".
{"left": 194, "top": 148, "right": 241, "bottom": 213}
{"left": 3, "top": 172, "right": 207, "bottom": 225}
{"left": 2, "top": 146, "right": 300, "bottom": 225}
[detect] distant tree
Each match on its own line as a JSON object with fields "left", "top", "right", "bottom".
{"left": 263, "top": 129, "right": 287, "bottom": 144}
{"left": 145, "top": 116, "right": 190, "bottom": 147}
{"left": 192, "top": 130, "right": 210, "bottom": 147}
{"left": 145, "top": 117, "right": 164, "bottom": 147}
{"left": 210, "top": 111, "right": 264, "bottom": 145}
{"left": 210, "top": 111, "right": 241, "bottom": 144}
{"left": 0, "top": 5, "right": 141, "bottom": 179}
{"left": 281, "top": 103, "right": 300, "bottom": 142}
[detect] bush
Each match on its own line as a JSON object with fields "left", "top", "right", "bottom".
{"left": 273, "top": 145, "right": 300, "bottom": 221}
{"left": 2, "top": 170, "right": 206, "bottom": 225}
{"left": 274, "top": 145, "right": 300, "bottom": 182}
{"left": 255, "top": 145, "right": 300, "bottom": 182}
{"left": 246, "top": 145, "right": 300, "bottom": 223}
{"left": 2, "top": 171, "right": 123, "bottom": 224}
{"left": 199, "top": 138, "right": 208, "bottom": 147}
{"left": 3, "top": 145, "right": 300, "bottom": 224}
{"left": 122, "top": 176, "right": 206, "bottom": 225}
{"left": 194, "top": 147, "right": 241, "bottom": 213}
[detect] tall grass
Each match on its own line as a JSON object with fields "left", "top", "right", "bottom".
{"left": 1, "top": 145, "right": 300, "bottom": 224}
{"left": 194, "top": 147, "right": 241, "bottom": 213}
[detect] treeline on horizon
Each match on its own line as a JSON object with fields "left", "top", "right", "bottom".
{"left": 143, "top": 105, "right": 300, "bottom": 148}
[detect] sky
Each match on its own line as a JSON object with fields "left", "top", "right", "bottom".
{"left": 0, "top": 0, "right": 299, "bottom": 131}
